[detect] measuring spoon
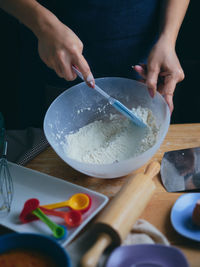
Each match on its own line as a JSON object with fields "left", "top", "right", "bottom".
{"left": 41, "top": 193, "right": 91, "bottom": 212}
{"left": 20, "top": 198, "right": 67, "bottom": 239}
{"left": 40, "top": 207, "right": 82, "bottom": 227}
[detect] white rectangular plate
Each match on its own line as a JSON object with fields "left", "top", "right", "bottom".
{"left": 0, "top": 162, "right": 109, "bottom": 246}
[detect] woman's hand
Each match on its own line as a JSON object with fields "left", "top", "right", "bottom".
{"left": 0, "top": 0, "right": 95, "bottom": 87}
{"left": 37, "top": 15, "right": 95, "bottom": 87}
{"left": 134, "top": 37, "right": 184, "bottom": 113}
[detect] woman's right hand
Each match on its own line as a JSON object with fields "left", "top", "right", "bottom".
{"left": 37, "top": 15, "right": 95, "bottom": 87}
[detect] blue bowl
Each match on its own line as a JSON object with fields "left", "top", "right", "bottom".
{"left": 0, "top": 233, "right": 71, "bottom": 267}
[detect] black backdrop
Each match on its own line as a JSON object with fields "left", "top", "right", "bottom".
{"left": 0, "top": 0, "right": 200, "bottom": 129}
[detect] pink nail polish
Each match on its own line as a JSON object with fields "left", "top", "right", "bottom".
{"left": 88, "top": 81, "right": 95, "bottom": 88}
{"left": 86, "top": 74, "right": 95, "bottom": 88}
{"left": 86, "top": 74, "right": 94, "bottom": 82}
{"left": 148, "top": 88, "right": 155, "bottom": 98}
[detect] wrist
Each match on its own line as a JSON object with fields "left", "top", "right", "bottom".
{"left": 0, "top": 0, "right": 55, "bottom": 39}
{"left": 26, "top": 4, "right": 59, "bottom": 39}
{"left": 157, "top": 33, "right": 177, "bottom": 50}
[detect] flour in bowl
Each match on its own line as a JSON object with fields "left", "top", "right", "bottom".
{"left": 64, "top": 106, "right": 159, "bottom": 164}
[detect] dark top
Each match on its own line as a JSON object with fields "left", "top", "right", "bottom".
{"left": 18, "top": 0, "right": 160, "bottom": 128}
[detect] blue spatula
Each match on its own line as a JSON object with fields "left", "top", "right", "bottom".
{"left": 72, "top": 66, "right": 147, "bottom": 128}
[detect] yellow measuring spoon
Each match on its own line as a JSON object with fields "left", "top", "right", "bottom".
{"left": 41, "top": 193, "right": 90, "bottom": 211}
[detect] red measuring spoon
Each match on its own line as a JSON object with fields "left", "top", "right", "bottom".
{"left": 19, "top": 198, "right": 40, "bottom": 223}
{"left": 19, "top": 198, "right": 67, "bottom": 239}
{"left": 40, "top": 207, "right": 82, "bottom": 227}
{"left": 19, "top": 198, "right": 82, "bottom": 227}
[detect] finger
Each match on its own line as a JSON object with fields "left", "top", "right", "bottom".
{"left": 55, "top": 52, "right": 77, "bottom": 81}
{"left": 63, "top": 64, "right": 77, "bottom": 81}
{"left": 157, "top": 82, "right": 174, "bottom": 114}
{"left": 160, "top": 75, "right": 177, "bottom": 96}
{"left": 164, "top": 94, "right": 174, "bottom": 114}
{"left": 57, "top": 64, "right": 77, "bottom": 81}
{"left": 157, "top": 82, "right": 165, "bottom": 94}
{"left": 159, "top": 71, "right": 170, "bottom": 77}
{"left": 160, "top": 76, "right": 177, "bottom": 114}
{"left": 74, "top": 55, "right": 95, "bottom": 88}
{"left": 132, "top": 65, "right": 147, "bottom": 79}
{"left": 54, "top": 61, "right": 65, "bottom": 79}
{"left": 139, "top": 63, "right": 147, "bottom": 69}
{"left": 146, "top": 65, "right": 160, "bottom": 98}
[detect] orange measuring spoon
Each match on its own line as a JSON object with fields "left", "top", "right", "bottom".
{"left": 41, "top": 193, "right": 91, "bottom": 212}
{"left": 40, "top": 207, "right": 82, "bottom": 227}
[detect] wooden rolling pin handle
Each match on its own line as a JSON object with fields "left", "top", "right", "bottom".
{"left": 80, "top": 223, "right": 120, "bottom": 267}
{"left": 144, "top": 161, "right": 160, "bottom": 178}
{"left": 80, "top": 233, "right": 112, "bottom": 267}
{"left": 80, "top": 161, "right": 160, "bottom": 267}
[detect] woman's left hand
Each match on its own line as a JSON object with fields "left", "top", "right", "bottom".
{"left": 133, "top": 37, "right": 185, "bottom": 114}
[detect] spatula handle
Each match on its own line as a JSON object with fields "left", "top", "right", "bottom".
{"left": 72, "top": 65, "right": 110, "bottom": 99}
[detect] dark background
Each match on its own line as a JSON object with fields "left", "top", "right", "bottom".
{"left": 0, "top": 0, "right": 200, "bottom": 129}
{"left": 172, "top": 0, "right": 200, "bottom": 124}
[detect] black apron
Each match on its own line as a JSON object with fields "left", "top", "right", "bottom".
{"left": 18, "top": 0, "right": 160, "bottom": 129}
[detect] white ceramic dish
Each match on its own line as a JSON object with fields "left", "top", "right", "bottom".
{"left": 0, "top": 162, "right": 108, "bottom": 246}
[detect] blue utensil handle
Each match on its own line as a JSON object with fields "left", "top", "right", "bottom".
{"left": 111, "top": 100, "right": 147, "bottom": 128}
{"left": 72, "top": 65, "right": 147, "bottom": 128}
{"left": 72, "top": 66, "right": 110, "bottom": 100}
{"left": 72, "top": 66, "right": 84, "bottom": 80}
{"left": 93, "top": 84, "right": 110, "bottom": 100}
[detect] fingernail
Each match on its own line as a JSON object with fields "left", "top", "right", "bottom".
{"left": 133, "top": 65, "right": 143, "bottom": 71}
{"left": 132, "top": 65, "right": 139, "bottom": 70}
{"left": 86, "top": 74, "right": 95, "bottom": 88}
{"left": 88, "top": 81, "right": 95, "bottom": 88}
{"left": 86, "top": 73, "right": 94, "bottom": 82}
{"left": 148, "top": 88, "right": 155, "bottom": 98}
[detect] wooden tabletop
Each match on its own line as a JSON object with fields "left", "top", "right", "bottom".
{"left": 2, "top": 123, "right": 200, "bottom": 266}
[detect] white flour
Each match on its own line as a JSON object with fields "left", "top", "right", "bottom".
{"left": 64, "top": 106, "right": 159, "bottom": 164}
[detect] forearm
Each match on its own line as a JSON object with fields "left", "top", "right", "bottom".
{"left": 158, "top": 0, "right": 190, "bottom": 47}
{"left": 0, "top": 0, "right": 59, "bottom": 38}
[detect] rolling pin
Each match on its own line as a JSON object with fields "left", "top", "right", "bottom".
{"left": 80, "top": 161, "right": 160, "bottom": 267}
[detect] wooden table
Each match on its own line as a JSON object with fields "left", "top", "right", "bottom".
{"left": 2, "top": 124, "right": 200, "bottom": 266}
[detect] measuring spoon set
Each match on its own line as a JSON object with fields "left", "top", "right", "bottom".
{"left": 19, "top": 193, "right": 91, "bottom": 240}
